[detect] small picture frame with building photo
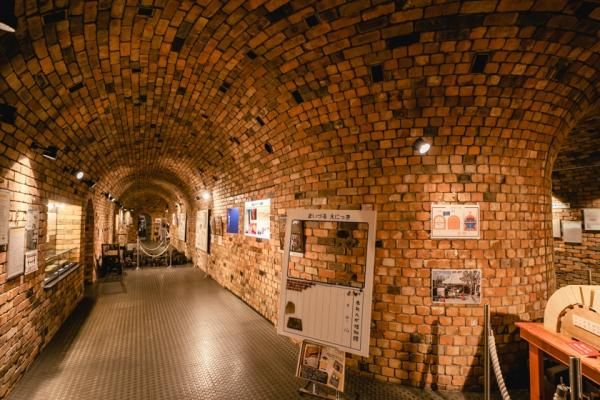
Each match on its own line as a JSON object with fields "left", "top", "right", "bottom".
{"left": 432, "top": 269, "right": 482, "bottom": 305}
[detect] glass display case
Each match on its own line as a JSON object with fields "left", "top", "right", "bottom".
{"left": 43, "top": 248, "right": 80, "bottom": 289}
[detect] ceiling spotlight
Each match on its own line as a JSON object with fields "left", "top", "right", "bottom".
{"left": 202, "top": 191, "right": 211, "bottom": 200}
{"left": 0, "top": 0, "right": 17, "bottom": 33}
{"left": 42, "top": 146, "right": 59, "bottom": 160}
{"left": 413, "top": 138, "right": 431, "bottom": 155}
{"left": 111, "top": 198, "right": 116, "bottom": 202}
{"left": 76, "top": 171, "right": 84, "bottom": 180}
{"left": 84, "top": 179, "right": 96, "bottom": 189}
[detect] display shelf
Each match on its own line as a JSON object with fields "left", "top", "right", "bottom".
{"left": 43, "top": 248, "right": 80, "bottom": 289}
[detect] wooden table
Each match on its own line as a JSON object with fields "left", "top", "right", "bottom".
{"left": 516, "top": 322, "right": 600, "bottom": 400}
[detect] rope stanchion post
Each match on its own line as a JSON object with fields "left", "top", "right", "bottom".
{"left": 136, "top": 237, "right": 140, "bottom": 270}
{"left": 484, "top": 303, "right": 491, "bottom": 400}
{"left": 569, "top": 357, "right": 582, "bottom": 400}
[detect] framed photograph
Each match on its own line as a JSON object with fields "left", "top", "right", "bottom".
{"left": 432, "top": 269, "right": 481, "bottom": 305}
{"left": 562, "top": 221, "right": 583, "bottom": 243}
{"left": 7, "top": 227, "right": 25, "bottom": 279}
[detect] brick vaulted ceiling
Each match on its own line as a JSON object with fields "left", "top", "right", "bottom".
{"left": 1, "top": 0, "right": 600, "bottom": 204}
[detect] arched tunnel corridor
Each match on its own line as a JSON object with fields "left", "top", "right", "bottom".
{"left": 1, "top": 1, "right": 599, "bottom": 398}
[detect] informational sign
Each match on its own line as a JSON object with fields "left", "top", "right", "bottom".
{"left": 244, "top": 199, "right": 271, "bottom": 239}
{"left": 553, "top": 217, "right": 561, "bottom": 238}
{"left": 178, "top": 212, "right": 187, "bottom": 242}
{"left": 431, "top": 204, "right": 480, "bottom": 239}
{"left": 279, "top": 216, "right": 305, "bottom": 254}
{"left": 7, "top": 227, "right": 25, "bottom": 279}
{"left": 125, "top": 211, "right": 132, "bottom": 226}
{"left": 195, "top": 209, "right": 209, "bottom": 253}
{"left": 562, "top": 221, "right": 583, "bottom": 243}
{"left": 25, "top": 250, "right": 38, "bottom": 274}
{"left": 552, "top": 199, "right": 570, "bottom": 209}
{"left": 172, "top": 212, "right": 177, "bottom": 227}
{"left": 0, "top": 189, "right": 9, "bottom": 245}
{"left": 583, "top": 209, "right": 600, "bottom": 231}
{"left": 227, "top": 208, "right": 239, "bottom": 234}
{"left": 277, "top": 209, "right": 377, "bottom": 357}
{"left": 431, "top": 269, "right": 481, "bottom": 304}
{"left": 296, "top": 341, "right": 346, "bottom": 392}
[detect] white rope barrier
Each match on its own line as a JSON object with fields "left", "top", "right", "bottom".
{"left": 140, "top": 239, "right": 166, "bottom": 251}
{"left": 139, "top": 243, "right": 170, "bottom": 258}
{"left": 489, "top": 329, "right": 511, "bottom": 400}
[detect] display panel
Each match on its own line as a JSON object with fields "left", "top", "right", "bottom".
{"left": 7, "top": 227, "right": 25, "bottom": 279}
{"left": 0, "top": 189, "right": 9, "bottom": 246}
{"left": 277, "top": 209, "right": 377, "bottom": 357}
{"left": 296, "top": 341, "right": 346, "bottom": 392}
{"left": 430, "top": 203, "right": 480, "bottom": 239}
{"left": 178, "top": 212, "right": 186, "bottom": 242}
{"left": 244, "top": 199, "right": 270, "bottom": 239}
{"left": 227, "top": 208, "right": 239, "bottom": 234}
{"left": 195, "top": 209, "right": 209, "bottom": 253}
{"left": 562, "top": 220, "right": 583, "bottom": 243}
{"left": 583, "top": 209, "right": 600, "bottom": 231}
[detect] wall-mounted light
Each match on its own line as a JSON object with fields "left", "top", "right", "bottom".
{"left": 75, "top": 171, "right": 84, "bottom": 180}
{"left": 202, "top": 191, "right": 211, "bottom": 200}
{"left": 413, "top": 138, "right": 431, "bottom": 155}
{"left": 0, "top": 0, "right": 17, "bottom": 33}
{"left": 83, "top": 179, "right": 96, "bottom": 189}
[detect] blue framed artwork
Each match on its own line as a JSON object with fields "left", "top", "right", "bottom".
{"left": 227, "top": 208, "right": 239, "bottom": 234}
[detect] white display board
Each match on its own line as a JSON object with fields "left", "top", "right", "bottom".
{"left": 562, "top": 221, "right": 583, "bottom": 243}
{"left": 195, "top": 209, "right": 209, "bottom": 253}
{"left": 178, "top": 212, "right": 187, "bottom": 242}
{"left": 431, "top": 204, "right": 480, "bottom": 239}
{"left": 7, "top": 227, "right": 25, "bottom": 279}
{"left": 244, "top": 199, "right": 271, "bottom": 239}
{"left": 0, "top": 189, "right": 9, "bottom": 245}
{"left": 553, "top": 217, "right": 561, "bottom": 238}
{"left": 277, "top": 209, "right": 377, "bottom": 357}
{"left": 583, "top": 209, "right": 600, "bottom": 231}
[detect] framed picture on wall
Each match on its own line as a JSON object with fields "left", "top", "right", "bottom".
{"left": 227, "top": 208, "right": 239, "bottom": 234}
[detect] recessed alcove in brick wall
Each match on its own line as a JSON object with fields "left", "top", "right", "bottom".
{"left": 552, "top": 115, "right": 600, "bottom": 288}
{"left": 1, "top": 0, "right": 600, "bottom": 396}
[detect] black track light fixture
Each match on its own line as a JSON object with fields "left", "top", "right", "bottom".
{"left": 0, "top": 0, "right": 17, "bottom": 33}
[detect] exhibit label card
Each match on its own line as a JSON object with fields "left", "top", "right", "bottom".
{"left": 25, "top": 250, "right": 38, "bottom": 274}
{"left": 431, "top": 204, "right": 480, "bottom": 239}
{"left": 244, "top": 199, "right": 271, "bottom": 239}
{"left": 583, "top": 209, "right": 600, "bottom": 231}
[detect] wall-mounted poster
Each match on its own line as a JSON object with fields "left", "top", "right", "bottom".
{"left": 432, "top": 269, "right": 482, "bottom": 305}
{"left": 244, "top": 199, "right": 271, "bottom": 239}
{"left": 583, "top": 209, "right": 600, "bottom": 231}
{"left": 178, "top": 212, "right": 187, "bottom": 242}
{"left": 7, "top": 227, "right": 25, "bottom": 279}
{"left": 552, "top": 217, "right": 561, "bottom": 238}
{"left": 562, "top": 221, "right": 583, "bottom": 243}
{"left": 227, "top": 208, "right": 239, "bottom": 234}
{"left": 296, "top": 341, "right": 346, "bottom": 393}
{"left": 195, "top": 209, "right": 210, "bottom": 253}
{"left": 430, "top": 204, "right": 480, "bottom": 239}
{"left": 0, "top": 189, "right": 10, "bottom": 246}
{"left": 278, "top": 208, "right": 377, "bottom": 357}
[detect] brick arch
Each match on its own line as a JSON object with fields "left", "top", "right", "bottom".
{"left": 0, "top": 0, "right": 600, "bottom": 393}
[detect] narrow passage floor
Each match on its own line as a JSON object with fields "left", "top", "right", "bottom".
{"left": 7, "top": 266, "right": 523, "bottom": 400}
